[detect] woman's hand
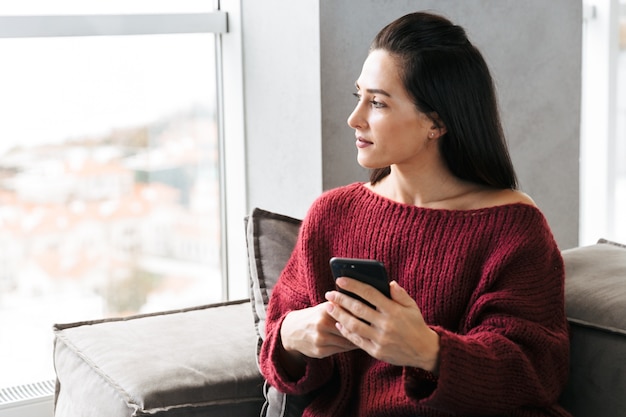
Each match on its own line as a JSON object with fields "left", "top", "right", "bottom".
{"left": 325, "top": 278, "right": 440, "bottom": 372}
{"left": 278, "top": 301, "right": 358, "bottom": 378}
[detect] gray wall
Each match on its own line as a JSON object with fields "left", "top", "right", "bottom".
{"left": 242, "top": 1, "right": 581, "bottom": 249}
{"left": 241, "top": 1, "right": 323, "bottom": 218}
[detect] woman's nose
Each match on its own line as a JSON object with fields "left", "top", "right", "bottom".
{"left": 347, "top": 104, "right": 366, "bottom": 129}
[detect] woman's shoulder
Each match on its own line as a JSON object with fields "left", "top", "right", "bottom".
{"left": 481, "top": 188, "right": 536, "bottom": 208}
{"left": 420, "top": 186, "right": 538, "bottom": 212}
{"left": 461, "top": 189, "right": 546, "bottom": 230}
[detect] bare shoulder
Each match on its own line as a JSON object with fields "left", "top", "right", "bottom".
{"left": 444, "top": 186, "right": 537, "bottom": 210}
{"left": 487, "top": 189, "right": 537, "bottom": 208}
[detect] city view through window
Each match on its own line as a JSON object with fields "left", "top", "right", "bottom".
{"left": 0, "top": 33, "right": 221, "bottom": 388}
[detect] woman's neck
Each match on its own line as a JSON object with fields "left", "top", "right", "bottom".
{"left": 366, "top": 165, "right": 532, "bottom": 210}
{"left": 370, "top": 173, "right": 477, "bottom": 207}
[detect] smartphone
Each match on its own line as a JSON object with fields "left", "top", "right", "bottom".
{"left": 329, "top": 257, "right": 391, "bottom": 310}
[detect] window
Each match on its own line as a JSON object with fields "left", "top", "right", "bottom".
{"left": 617, "top": 2, "right": 626, "bottom": 239}
{"left": 0, "top": 1, "right": 246, "bottom": 390}
{"left": 580, "top": 0, "right": 626, "bottom": 245}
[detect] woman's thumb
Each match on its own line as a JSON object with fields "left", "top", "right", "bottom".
{"left": 390, "top": 280, "right": 415, "bottom": 307}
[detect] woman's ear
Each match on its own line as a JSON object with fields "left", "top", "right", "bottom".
{"left": 428, "top": 127, "right": 446, "bottom": 140}
{"left": 428, "top": 112, "right": 447, "bottom": 138}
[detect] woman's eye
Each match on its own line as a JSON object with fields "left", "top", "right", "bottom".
{"left": 352, "top": 92, "right": 385, "bottom": 109}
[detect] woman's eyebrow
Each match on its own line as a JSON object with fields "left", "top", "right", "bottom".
{"left": 355, "top": 83, "right": 392, "bottom": 97}
{"left": 366, "top": 88, "right": 391, "bottom": 97}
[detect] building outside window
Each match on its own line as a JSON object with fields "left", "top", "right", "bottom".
{"left": 0, "top": 1, "right": 237, "bottom": 390}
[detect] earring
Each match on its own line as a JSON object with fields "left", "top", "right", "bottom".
{"left": 429, "top": 132, "right": 435, "bottom": 138}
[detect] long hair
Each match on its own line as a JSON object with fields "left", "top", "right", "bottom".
{"left": 369, "top": 12, "right": 518, "bottom": 189}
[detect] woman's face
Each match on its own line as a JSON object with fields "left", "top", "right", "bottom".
{"left": 347, "top": 49, "right": 437, "bottom": 170}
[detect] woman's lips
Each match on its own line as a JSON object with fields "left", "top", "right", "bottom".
{"left": 356, "top": 137, "right": 373, "bottom": 148}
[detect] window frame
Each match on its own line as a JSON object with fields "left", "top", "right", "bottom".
{"left": 0, "top": 13, "right": 227, "bottom": 37}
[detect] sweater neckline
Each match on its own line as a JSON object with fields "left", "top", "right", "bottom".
{"left": 353, "top": 182, "right": 538, "bottom": 216}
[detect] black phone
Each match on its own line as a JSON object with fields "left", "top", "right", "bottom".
{"left": 329, "top": 257, "right": 391, "bottom": 310}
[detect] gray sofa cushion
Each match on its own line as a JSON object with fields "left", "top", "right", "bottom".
{"left": 246, "top": 207, "right": 301, "bottom": 341}
{"left": 560, "top": 239, "right": 626, "bottom": 416}
{"left": 245, "top": 208, "right": 308, "bottom": 417}
{"left": 54, "top": 300, "right": 265, "bottom": 417}
{"left": 563, "top": 239, "right": 626, "bottom": 331}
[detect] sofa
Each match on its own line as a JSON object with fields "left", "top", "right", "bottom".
{"left": 52, "top": 208, "right": 626, "bottom": 417}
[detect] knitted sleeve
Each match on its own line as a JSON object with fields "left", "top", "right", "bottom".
{"left": 404, "top": 214, "right": 570, "bottom": 415}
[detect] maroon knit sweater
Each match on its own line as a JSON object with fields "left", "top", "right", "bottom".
{"left": 260, "top": 183, "right": 571, "bottom": 417}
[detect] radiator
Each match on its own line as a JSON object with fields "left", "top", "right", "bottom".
{"left": 0, "top": 380, "right": 54, "bottom": 417}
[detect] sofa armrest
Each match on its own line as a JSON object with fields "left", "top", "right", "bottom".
{"left": 560, "top": 240, "right": 626, "bottom": 416}
{"left": 53, "top": 299, "right": 265, "bottom": 417}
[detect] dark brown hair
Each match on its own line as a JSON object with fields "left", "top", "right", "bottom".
{"left": 369, "top": 12, "right": 518, "bottom": 189}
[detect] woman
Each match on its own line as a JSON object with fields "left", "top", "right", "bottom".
{"left": 259, "top": 11, "right": 571, "bottom": 417}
